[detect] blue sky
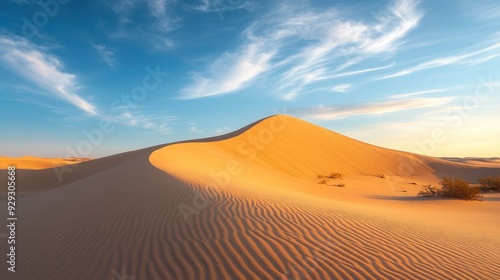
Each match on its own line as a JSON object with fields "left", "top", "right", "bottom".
{"left": 0, "top": 0, "right": 499, "bottom": 158}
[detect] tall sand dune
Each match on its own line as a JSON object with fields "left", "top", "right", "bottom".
{"left": 1, "top": 115, "right": 499, "bottom": 279}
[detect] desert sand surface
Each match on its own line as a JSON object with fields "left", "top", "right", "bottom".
{"left": 1, "top": 115, "right": 499, "bottom": 279}
{"left": 0, "top": 156, "right": 91, "bottom": 170}
{"left": 441, "top": 157, "right": 500, "bottom": 168}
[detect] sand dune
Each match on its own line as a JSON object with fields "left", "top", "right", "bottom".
{"left": 0, "top": 156, "right": 91, "bottom": 170}
{"left": 1, "top": 115, "right": 499, "bottom": 279}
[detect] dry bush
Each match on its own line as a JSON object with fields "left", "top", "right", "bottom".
{"left": 326, "top": 172, "right": 343, "bottom": 180}
{"left": 318, "top": 179, "right": 327, "bottom": 184}
{"left": 336, "top": 183, "right": 346, "bottom": 188}
{"left": 417, "top": 184, "right": 439, "bottom": 197}
{"left": 438, "top": 177, "right": 482, "bottom": 200}
{"left": 417, "top": 178, "right": 482, "bottom": 200}
{"left": 478, "top": 176, "right": 500, "bottom": 191}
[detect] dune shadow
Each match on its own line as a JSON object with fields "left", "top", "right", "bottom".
{"left": 365, "top": 195, "right": 437, "bottom": 201}
{"left": 481, "top": 195, "right": 500, "bottom": 201}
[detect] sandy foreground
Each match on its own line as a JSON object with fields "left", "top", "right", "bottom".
{"left": 1, "top": 115, "right": 499, "bottom": 279}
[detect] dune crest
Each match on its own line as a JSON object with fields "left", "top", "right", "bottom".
{"left": 151, "top": 114, "right": 486, "bottom": 180}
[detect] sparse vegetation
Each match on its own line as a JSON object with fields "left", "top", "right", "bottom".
{"left": 375, "top": 174, "right": 385, "bottom": 179}
{"left": 439, "top": 177, "right": 482, "bottom": 200}
{"left": 417, "top": 184, "right": 439, "bottom": 197}
{"left": 326, "top": 172, "right": 343, "bottom": 180}
{"left": 317, "top": 172, "right": 344, "bottom": 187}
{"left": 417, "top": 177, "right": 482, "bottom": 200}
{"left": 478, "top": 176, "right": 500, "bottom": 191}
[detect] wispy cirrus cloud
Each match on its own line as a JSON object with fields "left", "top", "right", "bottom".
{"left": 105, "top": 0, "right": 177, "bottom": 50}
{"left": 192, "top": 0, "right": 252, "bottom": 13}
{"left": 180, "top": 42, "right": 274, "bottom": 99}
{"left": 462, "top": 0, "right": 500, "bottom": 21}
{"left": 91, "top": 42, "right": 116, "bottom": 67}
{"left": 0, "top": 34, "right": 97, "bottom": 115}
{"left": 297, "top": 97, "right": 454, "bottom": 120}
{"left": 147, "top": 0, "right": 176, "bottom": 32}
{"left": 180, "top": 0, "right": 422, "bottom": 99}
{"left": 388, "top": 86, "right": 461, "bottom": 99}
{"left": 321, "top": 63, "right": 395, "bottom": 79}
{"left": 377, "top": 42, "right": 500, "bottom": 80}
{"left": 331, "top": 84, "right": 352, "bottom": 93}
{"left": 108, "top": 0, "right": 175, "bottom": 25}
{"left": 109, "top": 106, "right": 175, "bottom": 134}
{"left": 0, "top": 34, "right": 174, "bottom": 133}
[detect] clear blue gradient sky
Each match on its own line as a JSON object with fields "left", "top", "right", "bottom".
{"left": 0, "top": 0, "right": 499, "bottom": 158}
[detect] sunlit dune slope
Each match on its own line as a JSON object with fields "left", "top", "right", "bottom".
{"left": 0, "top": 156, "right": 91, "bottom": 170}
{"left": 151, "top": 114, "right": 478, "bottom": 179}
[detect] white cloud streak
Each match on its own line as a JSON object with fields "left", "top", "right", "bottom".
{"left": 377, "top": 42, "right": 500, "bottom": 80}
{"left": 180, "top": 0, "right": 422, "bottom": 99}
{"left": 300, "top": 97, "right": 454, "bottom": 120}
{"left": 109, "top": 107, "right": 175, "bottom": 134}
{"left": 323, "top": 63, "right": 395, "bottom": 79}
{"left": 331, "top": 84, "right": 352, "bottom": 93}
{"left": 388, "top": 86, "right": 460, "bottom": 99}
{"left": 193, "top": 0, "right": 251, "bottom": 13}
{"left": 107, "top": 0, "right": 178, "bottom": 47}
{"left": 0, "top": 35, "right": 97, "bottom": 115}
{"left": 180, "top": 43, "right": 274, "bottom": 99}
{"left": 91, "top": 42, "right": 116, "bottom": 67}
{"left": 147, "top": 0, "right": 176, "bottom": 32}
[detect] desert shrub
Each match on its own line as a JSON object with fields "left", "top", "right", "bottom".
{"left": 438, "top": 177, "right": 482, "bottom": 200}
{"left": 326, "top": 172, "right": 343, "bottom": 180}
{"left": 376, "top": 174, "right": 385, "bottom": 179}
{"left": 478, "top": 176, "right": 500, "bottom": 191}
{"left": 318, "top": 179, "right": 327, "bottom": 184}
{"left": 417, "top": 184, "right": 439, "bottom": 197}
{"left": 317, "top": 174, "right": 324, "bottom": 179}
{"left": 336, "top": 183, "right": 346, "bottom": 187}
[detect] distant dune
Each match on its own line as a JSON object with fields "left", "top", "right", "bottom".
{"left": 1, "top": 115, "right": 499, "bottom": 280}
{"left": 0, "top": 156, "right": 92, "bottom": 170}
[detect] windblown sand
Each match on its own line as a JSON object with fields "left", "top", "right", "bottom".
{"left": 1, "top": 115, "right": 499, "bottom": 279}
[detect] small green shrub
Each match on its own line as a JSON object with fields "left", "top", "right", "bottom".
{"left": 438, "top": 177, "right": 482, "bottom": 200}
{"left": 478, "top": 176, "right": 500, "bottom": 191}
{"left": 417, "top": 184, "right": 439, "bottom": 197}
